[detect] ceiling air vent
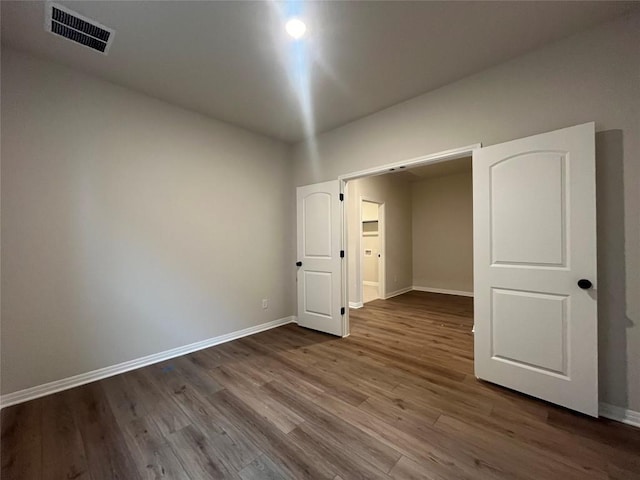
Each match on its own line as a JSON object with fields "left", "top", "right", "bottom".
{"left": 45, "top": 3, "right": 114, "bottom": 54}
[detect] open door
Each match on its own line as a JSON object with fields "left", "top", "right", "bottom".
{"left": 473, "top": 122, "right": 598, "bottom": 416}
{"left": 296, "top": 180, "right": 343, "bottom": 336}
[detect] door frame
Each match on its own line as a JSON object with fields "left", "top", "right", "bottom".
{"left": 359, "top": 198, "right": 385, "bottom": 303}
{"left": 339, "top": 143, "right": 480, "bottom": 336}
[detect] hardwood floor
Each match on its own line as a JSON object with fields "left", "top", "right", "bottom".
{"left": 2, "top": 291, "right": 639, "bottom": 479}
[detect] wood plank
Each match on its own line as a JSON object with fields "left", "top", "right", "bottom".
{"left": 3, "top": 291, "right": 638, "bottom": 480}
{"left": 69, "top": 382, "right": 142, "bottom": 480}
{"left": 262, "top": 379, "right": 402, "bottom": 474}
{"left": 389, "top": 455, "right": 442, "bottom": 480}
{"left": 238, "top": 454, "right": 292, "bottom": 480}
{"left": 433, "top": 414, "right": 603, "bottom": 480}
{"left": 120, "top": 416, "right": 191, "bottom": 479}
{"left": 1, "top": 399, "right": 42, "bottom": 480}
{"left": 287, "top": 423, "right": 393, "bottom": 480}
{"left": 208, "top": 389, "right": 335, "bottom": 480}
{"left": 142, "top": 362, "right": 264, "bottom": 472}
{"left": 208, "top": 364, "right": 304, "bottom": 434}
{"left": 102, "top": 373, "right": 148, "bottom": 426}
{"left": 274, "top": 376, "right": 494, "bottom": 480}
{"left": 168, "top": 424, "right": 239, "bottom": 479}
{"left": 122, "top": 368, "right": 192, "bottom": 437}
{"left": 41, "top": 392, "right": 91, "bottom": 480}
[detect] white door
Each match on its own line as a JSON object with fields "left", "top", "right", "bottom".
{"left": 473, "top": 122, "right": 598, "bottom": 416}
{"left": 296, "top": 180, "right": 343, "bottom": 336}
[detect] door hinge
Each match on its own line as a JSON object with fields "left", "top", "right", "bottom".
{"left": 340, "top": 250, "right": 344, "bottom": 258}
{"left": 341, "top": 307, "right": 345, "bottom": 315}
{"left": 339, "top": 193, "right": 344, "bottom": 201}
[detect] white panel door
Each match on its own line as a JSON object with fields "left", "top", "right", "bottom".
{"left": 474, "top": 122, "right": 598, "bottom": 416}
{"left": 296, "top": 180, "right": 343, "bottom": 336}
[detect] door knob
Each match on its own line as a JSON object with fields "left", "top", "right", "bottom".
{"left": 296, "top": 261, "right": 302, "bottom": 267}
{"left": 577, "top": 279, "right": 592, "bottom": 289}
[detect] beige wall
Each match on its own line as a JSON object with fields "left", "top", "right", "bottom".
{"left": 347, "top": 175, "right": 412, "bottom": 304}
{"left": 1, "top": 49, "right": 294, "bottom": 395}
{"left": 412, "top": 170, "right": 473, "bottom": 293}
{"left": 294, "top": 13, "right": 640, "bottom": 411}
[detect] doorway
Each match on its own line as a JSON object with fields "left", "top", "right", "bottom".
{"left": 298, "top": 123, "right": 599, "bottom": 416}
{"left": 344, "top": 146, "right": 476, "bottom": 311}
{"left": 361, "top": 200, "right": 383, "bottom": 303}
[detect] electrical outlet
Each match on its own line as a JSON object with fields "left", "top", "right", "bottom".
{"left": 262, "top": 298, "right": 268, "bottom": 309}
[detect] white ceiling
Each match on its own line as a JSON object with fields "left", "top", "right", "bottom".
{"left": 2, "top": 1, "right": 637, "bottom": 143}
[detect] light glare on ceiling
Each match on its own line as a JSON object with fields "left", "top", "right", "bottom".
{"left": 285, "top": 18, "right": 306, "bottom": 39}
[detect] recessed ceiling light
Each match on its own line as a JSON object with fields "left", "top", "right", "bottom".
{"left": 285, "top": 18, "right": 306, "bottom": 39}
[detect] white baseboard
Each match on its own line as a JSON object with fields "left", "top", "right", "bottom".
{"left": 599, "top": 402, "right": 640, "bottom": 428}
{"left": 0, "top": 315, "right": 296, "bottom": 409}
{"left": 349, "top": 301, "right": 364, "bottom": 309}
{"left": 412, "top": 286, "right": 474, "bottom": 297}
{"left": 363, "top": 281, "right": 379, "bottom": 287}
{"left": 383, "top": 286, "right": 413, "bottom": 299}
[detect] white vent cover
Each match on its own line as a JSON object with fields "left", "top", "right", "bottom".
{"left": 45, "top": 2, "right": 114, "bottom": 54}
